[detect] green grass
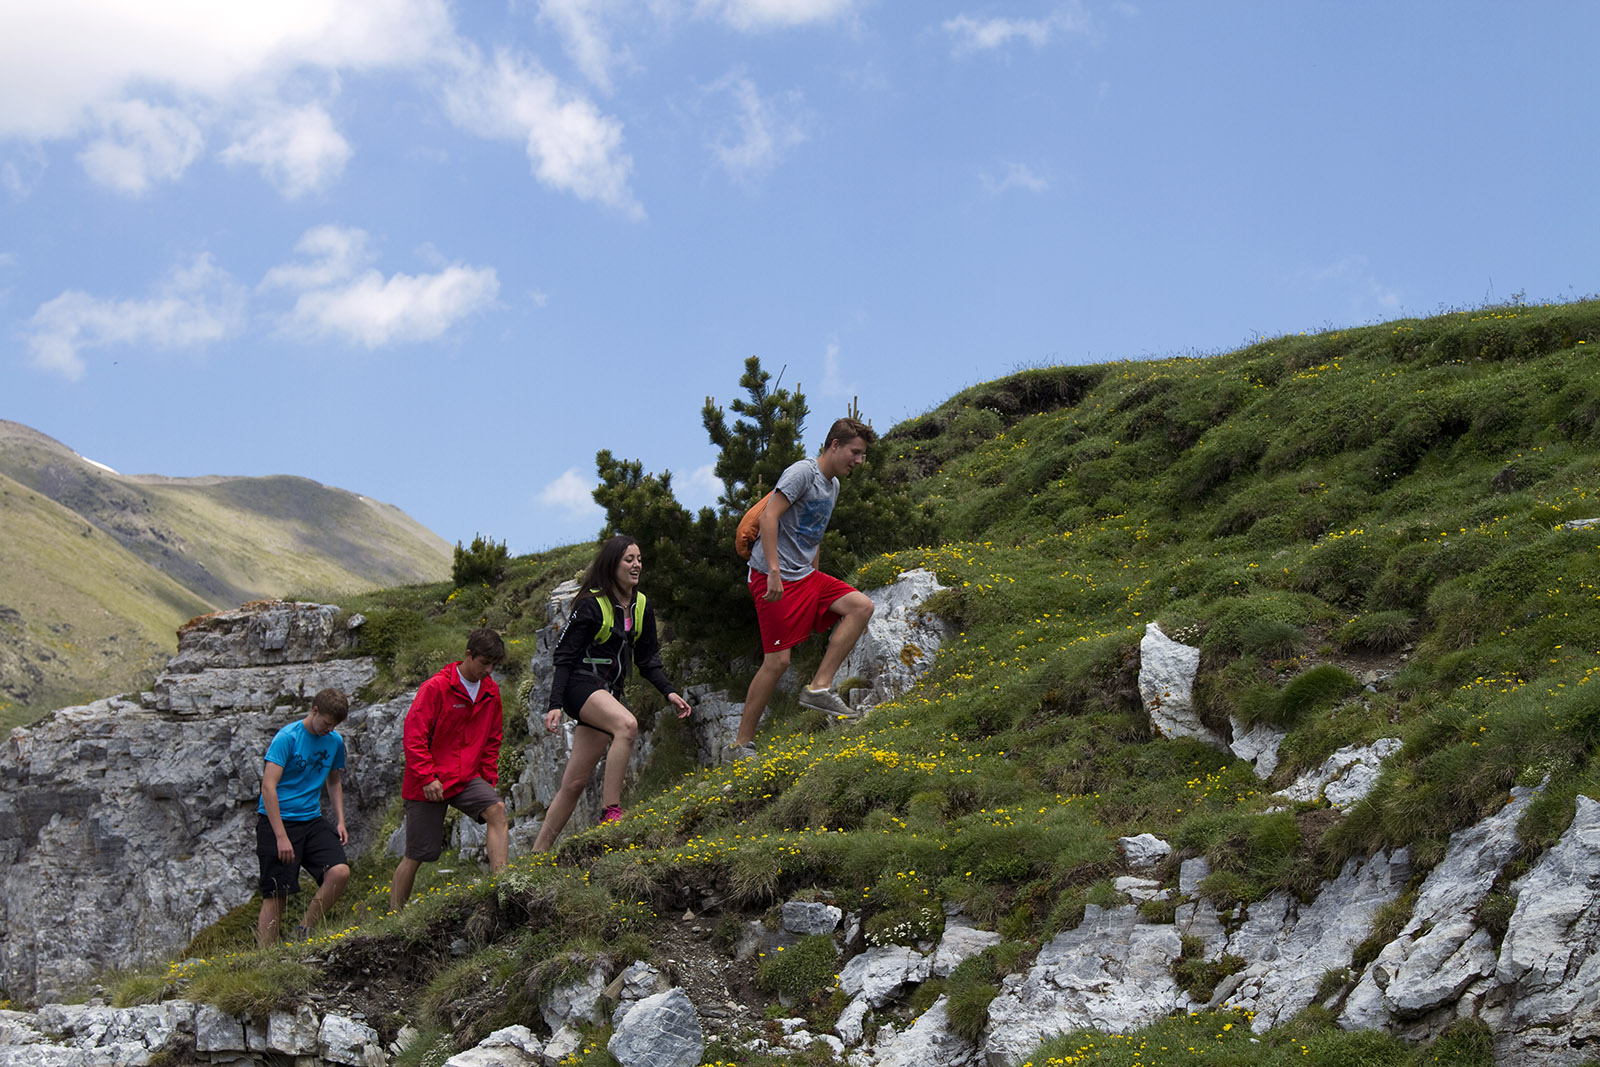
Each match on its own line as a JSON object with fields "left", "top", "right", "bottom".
{"left": 155, "top": 300, "right": 1600, "bottom": 1065}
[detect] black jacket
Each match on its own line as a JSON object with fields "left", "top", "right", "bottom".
{"left": 547, "top": 594, "right": 676, "bottom": 710}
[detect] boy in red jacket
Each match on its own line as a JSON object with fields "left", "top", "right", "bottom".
{"left": 389, "top": 628, "right": 508, "bottom": 910}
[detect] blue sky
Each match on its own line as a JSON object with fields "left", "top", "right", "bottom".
{"left": 3, "top": 2, "right": 1597, "bottom": 556}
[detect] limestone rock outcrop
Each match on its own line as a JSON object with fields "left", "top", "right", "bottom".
{"left": 0, "top": 602, "right": 399, "bottom": 1003}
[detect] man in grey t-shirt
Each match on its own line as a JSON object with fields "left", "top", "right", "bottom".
{"left": 728, "top": 417, "right": 878, "bottom": 760}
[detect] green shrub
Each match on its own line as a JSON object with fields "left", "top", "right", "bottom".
{"left": 1276, "top": 664, "right": 1361, "bottom": 725}
{"left": 1239, "top": 618, "right": 1304, "bottom": 660}
{"left": 452, "top": 533, "right": 509, "bottom": 588}
{"left": 757, "top": 934, "right": 839, "bottom": 1002}
{"left": 1335, "top": 611, "right": 1416, "bottom": 652}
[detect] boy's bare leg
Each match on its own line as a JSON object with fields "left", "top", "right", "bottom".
{"left": 808, "top": 591, "right": 875, "bottom": 691}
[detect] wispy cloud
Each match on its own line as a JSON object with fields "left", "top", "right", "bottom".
{"left": 1300, "top": 254, "right": 1403, "bottom": 316}
{"left": 266, "top": 226, "right": 499, "bottom": 348}
{"left": 220, "top": 104, "right": 353, "bottom": 198}
{"left": 705, "top": 69, "right": 808, "bottom": 184}
{"left": 76, "top": 99, "right": 204, "bottom": 195}
{"left": 980, "top": 160, "right": 1050, "bottom": 195}
{"left": 538, "top": 467, "right": 604, "bottom": 521}
{"left": 0, "top": 1, "right": 638, "bottom": 211}
{"left": 538, "top": 0, "right": 633, "bottom": 93}
{"left": 698, "top": 0, "right": 861, "bottom": 32}
{"left": 820, "top": 340, "right": 855, "bottom": 397}
{"left": 23, "top": 254, "right": 245, "bottom": 380}
{"left": 943, "top": 3, "right": 1092, "bottom": 57}
{"left": 442, "top": 48, "right": 642, "bottom": 217}
{"left": 677, "top": 462, "right": 722, "bottom": 510}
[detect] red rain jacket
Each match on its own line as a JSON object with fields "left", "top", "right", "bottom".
{"left": 400, "top": 662, "right": 503, "bottom": 801}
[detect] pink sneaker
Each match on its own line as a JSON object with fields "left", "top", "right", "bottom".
{"left": 601, "top": 804, "right": 623, "bottom": 824}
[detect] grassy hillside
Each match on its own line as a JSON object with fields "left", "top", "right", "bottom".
{"left": 0, "top": 421, "right": 453, "bottom": 727}
{"left": 119, "top": 301, "right": 1600, "bottom": 1066}
{"left": 0, "top": 470, "right": 210, "bottom": 728}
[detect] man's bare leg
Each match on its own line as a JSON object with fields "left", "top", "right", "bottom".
{"left": 257, "top": 895, "right": 287, "bottom": 947}
{"left": 483, "top": 803, "right": 509, "bottom": 871}
{"left": 299, "top": 864, "right": 350, "bottom": 934}
{"left": 738, "top": 648, "right": 791, "bottom": 745}
{"left": 808, "top": 591, "right": 875, "bottom": 691}
{"left": 390, "top": 856, "right": 422, "bottom": 912}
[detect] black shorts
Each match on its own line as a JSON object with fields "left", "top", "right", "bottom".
{"left": 257, "top": 813, "right": 347, "bottom": 898}
{"left": 562, "top": 675, "right": 623, "bottom": 736}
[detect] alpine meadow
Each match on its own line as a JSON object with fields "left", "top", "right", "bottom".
{"left": 43, "top": 299, "right": 1600, "bottom": 1066}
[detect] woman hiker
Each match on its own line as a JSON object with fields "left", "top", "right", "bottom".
{"left": 533, "top": 533, "right": 691, "bottom": 850}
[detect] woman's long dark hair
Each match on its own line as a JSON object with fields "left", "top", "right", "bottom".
{"left": 576, "top": 534, "right": 639, "bottom": 607}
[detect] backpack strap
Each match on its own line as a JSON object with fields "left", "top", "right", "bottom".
{"left": 590, "top": 591, "right": 645, "bottom": 648}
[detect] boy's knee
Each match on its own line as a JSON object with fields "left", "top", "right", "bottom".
{"left": 325, "top": 864, "right": 351, "bottom": 888}
{"left": 763, "top": 649, "right": 792, "bottom": 673}
{"left": 484, "top": 802, "right": 508, "bottom": 827}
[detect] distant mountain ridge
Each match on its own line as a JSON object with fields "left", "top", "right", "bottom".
{"left": 0, "top": 420, "right": 452, "bottom": 724}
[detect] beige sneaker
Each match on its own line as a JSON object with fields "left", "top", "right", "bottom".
{"left": 799, "top": 686, "right": 860, "bottom": 723}
{"left": 723, "top": 739, "right": 758, "bottom": 764}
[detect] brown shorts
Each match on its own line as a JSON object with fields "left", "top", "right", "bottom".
{"left": 403, "top": 777, "right": 502, "bottom": 862}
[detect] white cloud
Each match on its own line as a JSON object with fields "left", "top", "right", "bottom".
{"left": 981, "top": 161, "right": 1050, "bottom": 195}
{"left": 538, "top": 467, "right": 604, "bottom": 521}
{"left": 677, "top": 462, "right": 722, "bottom": 509}
{"left": 261, "top": 225, "right": 376, "bottom": 291}
{"left": 1301, "top": 255, "right": 1403, "bottom": 316}
{"left": 538, "top": 0, "right": 632, "bottom": 92}
{"left": 943, "top": 4, "right": 1092, "bottom": 56}
{"left": 705, "top": 70, "right": 808, "bottom": 183}
{"left": 820, "top": 340, "right": 854, "bottom": 396}
{"left": 0, "top": 1, "right": 454, "bottom": 140}
{"left": 442, "top": 48, "right": 641, "bottom": 217}
{"left": 265, "top": 225, "right": 500, "bottom": 347}
{"left": 220, "top": 103, "right": 353, "bottom": 197}
{"left": 698, "top": 0, "right": 860, "bottom": 32}
{"left": 1, "top": 144, "right": 47, "bottom": 199}
{"left": 76, "top": 99, "right": 204, "bottom": 195}
{"left": 23, "top": 253, "right": 245, "bottom": 380}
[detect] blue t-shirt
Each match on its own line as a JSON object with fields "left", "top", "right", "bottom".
{"left": 257, "top": 720, "right": 346, "bottom": 821}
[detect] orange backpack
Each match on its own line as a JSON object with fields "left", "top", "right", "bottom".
{"left": 734, "top": 491, "right": 776, "bottom": 560}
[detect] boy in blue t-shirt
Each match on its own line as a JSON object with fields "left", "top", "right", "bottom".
{"left": 256, "top": 688, "right": 351, "bottom": 946}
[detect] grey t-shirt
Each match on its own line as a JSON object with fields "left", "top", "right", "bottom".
{"left": 749, "top": 457, "right": 839, "bottom": 582}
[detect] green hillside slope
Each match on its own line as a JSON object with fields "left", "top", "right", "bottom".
{"left": 0, "top": 420, "right": 453, "bottom": 726}
{"left": 0, "top": 470, "right": 210, "bottom": 727}
{"left": 122, "top": 301, "right": 1600, "bottom": 1065}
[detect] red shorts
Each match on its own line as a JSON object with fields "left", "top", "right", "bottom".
{"left": 749, "top": 568, "right": 858, "bottom": 653}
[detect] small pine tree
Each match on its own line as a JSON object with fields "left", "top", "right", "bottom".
{"left": 452, "top": 533, "right": 509, "bottom": 588}
{"left": 702, "top": 356, "right": 808, "bottom": 513}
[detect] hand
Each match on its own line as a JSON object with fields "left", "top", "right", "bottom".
{"left": 336, "top": 821, "right": 349, "bottom": 846}
{"left": 763, "top": 573, "right": 784, "bottom": 602}
{"left": 423, "top": 779, "right": 445, "bottom": 803}
{"left": 544, "top": 707, "right": 564, "bottom": 732}
{"left": 669, "top": 693, "right": 692, "bottom": 719}
{"left": 276, "top": 833, "right": 295, "bottom": 864}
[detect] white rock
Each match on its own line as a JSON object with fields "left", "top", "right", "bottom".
{"left": 1119, "top": 833, "right": 1171, "bottom": 870}
{"left": 837, "top": 945, "right": 932, "bottom": 1007}
{"left": 782, "top": 901, "right": 843, "bottom": 936}
{"left": 541, "top": 965, "right": 608, "bottom": 1032}
{"left": 1274, "top": 738, "right": 1403, "bottom": 807}
{"left": 541, "top": 1026, "right": 584, "bottom": 1067}
{"left": 835, "top": 995, "right": 870, "bottom": 1046}
{"left": 193, "top": 1005, "right": 244, "bottom": 1053}
{"left": 930, "top": 921, "right": 1002, "bottom": 978}
{"left": 837, "top": 568, "right": 952, "bottom": 711}
{"left": 607, "top": 989, "right": 703, "bottom": 1067}
{"left": 869, "top": 995, "right": 979, "bottom": 1067}
{"left": 1229, "top": 718, "right": 1286, "bottom": 779}
{"left": 266, "top": 1005, "right": 320, "bottom": 1055}
{"left": 1138, "top": 624, "right": 1222, "bottom": 748}
{"left": 318, "top": 1014, "right": 381, "bottom": 1067}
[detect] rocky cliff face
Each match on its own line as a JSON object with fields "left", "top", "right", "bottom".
{"left": 0, "top": 603, "right": 389, "bottom": 1003}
